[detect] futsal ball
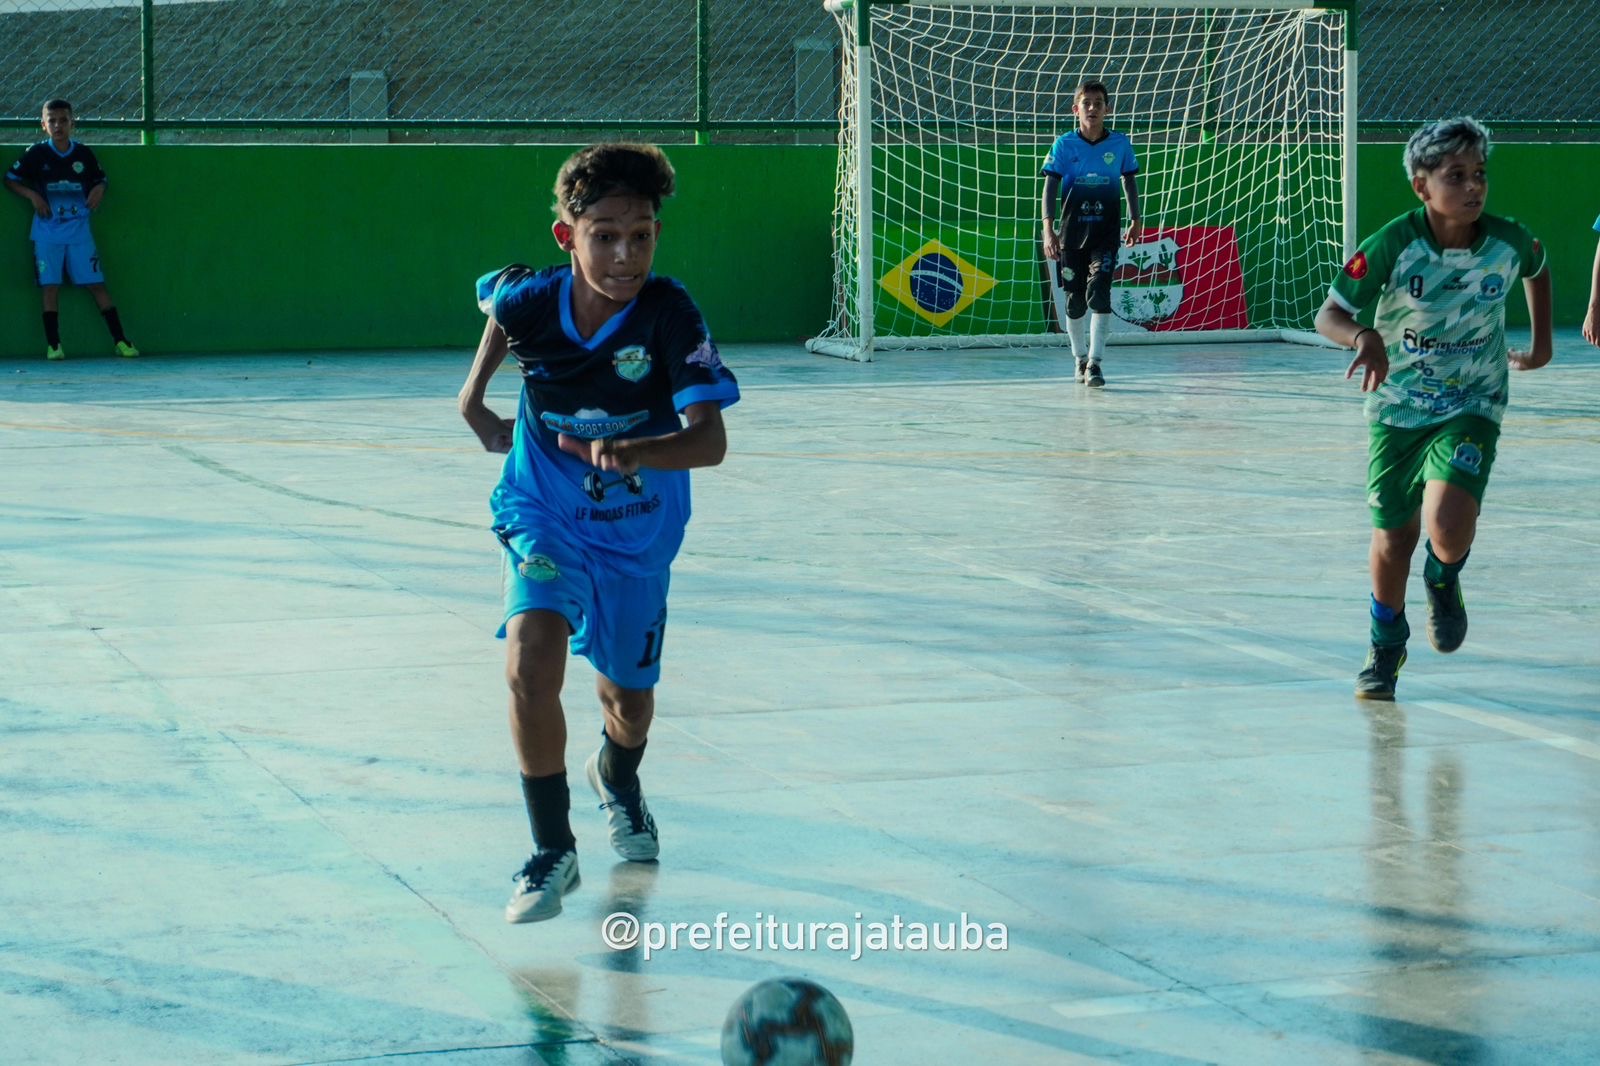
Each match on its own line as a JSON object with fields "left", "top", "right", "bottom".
{"left": 720, "top": 977, "right": 854, "bottom": 1066}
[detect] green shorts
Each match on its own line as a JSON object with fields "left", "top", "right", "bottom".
{"left": 1366, "top": 414, "right": 1500, "bottom": 529}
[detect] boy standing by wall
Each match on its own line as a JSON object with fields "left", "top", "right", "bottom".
{"left": 1315, "top": 117, "right": 1551, "bottom": 700}
{"left": 1040, "top": 79, "right": 1142, "bottom": 388}
{"left": 5, "top": 99, "right": 138, "bottom": 360}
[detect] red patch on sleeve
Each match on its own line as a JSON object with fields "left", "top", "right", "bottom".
{"left": 1343, "top": 251, "right": 1368, "bottom": 280}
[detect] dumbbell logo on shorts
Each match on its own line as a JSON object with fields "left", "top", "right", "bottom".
{"left": 583, "top": 470, "right": 645, "bottom": 502}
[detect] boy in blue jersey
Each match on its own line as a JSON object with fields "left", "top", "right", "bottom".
{"left": 458, "top": 143, "right": 739, "bottom": 924}
{"left": 1585, "top": 212, "right": 1600, "bottom": 347}
{"left": 1041, "top": 80, "right": 1142, "bottom": 388}
{"left": 5, "top": 100, "right": 138, "bottom": 360}
{"left": 1315, "top": 117, "right": 1552, "bottom": 700}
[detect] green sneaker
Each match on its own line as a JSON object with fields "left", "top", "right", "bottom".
{"left": 1355, "top": 643, "right": 1407, "bottom": 701}
{"left": 115, "top": 341, "right": 140, "bottom": 358}
{"left": 1424, "top": 579, "right": 1467, "bottom": 653}
{"left": 45, "top": 345, "right": 65, "bottom": 361}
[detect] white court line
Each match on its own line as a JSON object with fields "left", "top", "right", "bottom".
{"left": 914, "top": 543, "right": 1600, "bottom": 761}
{"left": 1053, "top": 977, "right": 1358, "bottom": 1020}
{"left": 1417, "top": 701, "right": 1600, "bottom": 763}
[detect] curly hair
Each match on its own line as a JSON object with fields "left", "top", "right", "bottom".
{"left": 554, "top": 142, "right": 676, "bottom": 219}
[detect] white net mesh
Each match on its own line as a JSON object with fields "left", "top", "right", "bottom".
{"left": 811, "top": 1, "right": 1349, "bottom": 358}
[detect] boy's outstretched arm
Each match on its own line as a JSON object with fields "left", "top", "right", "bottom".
{"left": 559, "top": 402, "right": 726, "bottom": 475}
{"left": 1509, "top": 266, "right": 1553, "bottom": 371}
{"left": 1584, "top": 238, "right": 1600, "bottom": 347}
{"left": 458, "top": 318, "right": 515, "bottom": 453}
{"left": 1315, "top": 295, "right": 1389, "bottom": 392}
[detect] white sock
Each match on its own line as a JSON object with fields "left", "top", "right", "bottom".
{"left": 1089, "top": 313, "right": 1111, "bottom": 363}
{"left": 1067, "top": 315, "right": 1088, "bottom": 360}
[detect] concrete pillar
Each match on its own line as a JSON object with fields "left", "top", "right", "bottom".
{"left": 793, "top": 37, "right": 836, "bottom": 145}
{"left": 348, "top": 70, "right": 389, "bottom": 144}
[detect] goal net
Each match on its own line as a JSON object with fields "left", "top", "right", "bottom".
{"left": 809, "top": 0, "right": 1354, "bottom": 360}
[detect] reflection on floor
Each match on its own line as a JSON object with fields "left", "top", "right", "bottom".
{"left": 1, "top": 336, "right": 1597, "bottom": 1064}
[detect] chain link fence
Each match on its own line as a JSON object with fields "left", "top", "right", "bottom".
{"left": 0, "top": 0, "right": 839, "bottom": 143}
{"left": 1, "top": 1, "right": 1597, "bottom": 143}
{"left": 1359, "top": 0, "right": 1600, "bottom": 135}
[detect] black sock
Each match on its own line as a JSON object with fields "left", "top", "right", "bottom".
{"left": 520, "top": 772, "right": 575, "bottom": 853}
{"left": 599, "top": 729, "right": 646, "bottom": 793}
{"left": 101, "top": 307, "right": 127, "bottom": 344}
{"left": 42, "top": 312, "right": 60, "bottom": 347}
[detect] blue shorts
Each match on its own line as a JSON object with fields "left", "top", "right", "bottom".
{"left": 34, "top": 239, "right": 103, "bottom": 286}
{"left": 497, "top": 525, "right": 670, "bottom": 690}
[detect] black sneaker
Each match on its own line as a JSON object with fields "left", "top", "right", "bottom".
{"left": 505, "top": 847, "right": 580, "bottom": 923}
{"left": 1075, "top": 359, "right": 1088, "bottom": 383}
{"left": 1355, "top": 643, "right": 1407, "bottom": 701}
{"left": 1086, "top": 362, "right": 1105, "bottom": 388}
{"left": 1424, "top": 579, "right": 1467, "bottom": 653}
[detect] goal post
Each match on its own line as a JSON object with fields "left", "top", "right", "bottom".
{"left": 808, "top": 0, "right": 1358, "bottom": 361}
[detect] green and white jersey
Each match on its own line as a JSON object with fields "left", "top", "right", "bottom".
{"left": 1329, "top": 208, "right": 1545, "bottom": 429}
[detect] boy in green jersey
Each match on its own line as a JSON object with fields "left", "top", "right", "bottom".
{"left": 1314, "top": 117, "right": 1552, "bottom": 700}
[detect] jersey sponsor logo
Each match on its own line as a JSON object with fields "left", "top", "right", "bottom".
{"left": 1476, "top": 273, "right": 1506, "bottom": 303}
{"left": 686, "top": 337, "right": 724, "bottom": 371}
{"left": 1074, "top": 174, "right": 1112, "bottom": 187}
{"left": 613, "top": 344, "right": 652, "bottom": 382}
{"left": 1344, "top": 252, "right": 1368, "bottom": 280}
{"left": 1401, "top": 329, "right": 1489, "bottom": 358}
{"left": 1448, "top": 441, "right": 1484, "bottom": 476}
{"left": 539, "top": 407, "right": 648, "bottom": 438}
{"left": 517, "top": 554, "right": 560, "bottom": 582}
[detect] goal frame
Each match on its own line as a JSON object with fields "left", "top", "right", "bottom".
{"left": 808, "top": 0, "right": 1359, "bottom": 361}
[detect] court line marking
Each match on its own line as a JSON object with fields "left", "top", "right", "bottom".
{"left": 1416, "top": 701, "right": 1600, "bottom": 763}
{"left": 1053, "top": 977, "right": 1359, "bottom": 1021}
{"left": 913, "top": 542, "right": 1600, "bottom": 763}
{"left": 166, "top": 444, "right": 480, "bottom": 529}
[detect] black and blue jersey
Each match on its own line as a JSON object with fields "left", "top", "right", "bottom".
{"left": 476, "top": 263, "right": 740, "bottom": 574}
{"left": 5, "top": 140, "right": 106, "bottom": 244}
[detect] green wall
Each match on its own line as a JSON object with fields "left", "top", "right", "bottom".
{"left": 1, "top": 141, "right": 1594, "bottom": 358}
{"left": 0, "top": 144, "right": 838, "bottom": 358}
{"left": 1354, "top": 143, "right": 1595, "bottom": 329}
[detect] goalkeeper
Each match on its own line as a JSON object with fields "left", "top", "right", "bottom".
{"left": 1040, "top": 79, "right": 1143, "bottom": 388}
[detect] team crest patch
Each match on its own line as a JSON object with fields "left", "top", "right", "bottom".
{"left": 518, "top": 554, "right": 560, "bottom": 582}
{"left": 1103, "top": 151, "right": 1115, "bottom": 165}
{"left": 1477, "top": 273, "right": 1505, "bottom": 303}
{"left": 686, "top": 338, "right": 724, "bottom": 371}
{"left": 1448, "top": 441, "right": 1483, "bottom": 476}
{"left": 613, "top": 345, "right": 651, "bottom": 382}
{"left": 1344, "top": 252, "right": 1368, "bottom": 280}
{"left": 71, "top": 161, "right": 84, "bottom": 173}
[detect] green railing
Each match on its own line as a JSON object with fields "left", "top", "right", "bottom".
{"left": 3, "top": 1, "right": 1597, "bottom": 144}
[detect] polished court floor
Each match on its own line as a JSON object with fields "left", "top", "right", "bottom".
{"left": 1, "top": 336, "right": 1597, "bottom": 1065}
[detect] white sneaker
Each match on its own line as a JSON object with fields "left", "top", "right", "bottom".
{"left": 504, "top": 848, "right": 579, "bottom": 923}
{"left": 585, "top": 750, "right": 659, "bottom": 861}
